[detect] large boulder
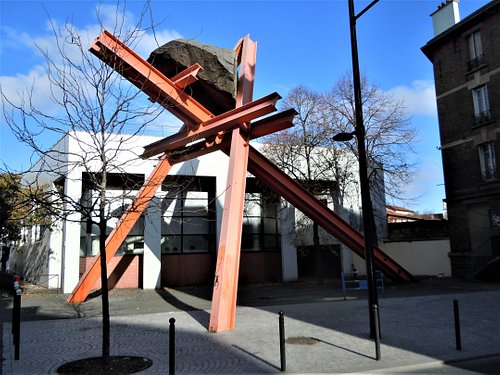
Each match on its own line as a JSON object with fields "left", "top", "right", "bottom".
{"left": 148, "top": 39, "right": 237, "bottom": 115}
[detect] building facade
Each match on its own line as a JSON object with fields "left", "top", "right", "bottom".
{"left": 422, "top": 0, "right": 500, "bottom": 278}
{"left": 9, "top": 131, "right": 373, "bottom": 293}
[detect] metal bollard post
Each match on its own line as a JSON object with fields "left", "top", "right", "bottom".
{"left": 279, "top": 311, "right": 286, "bottom": 372}
{"left": 11, "top": 293, "right": 17, "bottom": 335}
{"left": 371, "top": 304, "right": 381, "bottom": 360}
{"left": 453, "top": 299, "right": 462, "bottom": 351}
{"left": 169, "top": 317, "right": 176, "bottom": 375}
{"left": 13, "top": 289, "right": 21, "bottom": 360}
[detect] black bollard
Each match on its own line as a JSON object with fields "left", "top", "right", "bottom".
{"left": 279, "top": 311, "right": 286, "bottom": 372}
{"left": 371, "top": 304, "right": 381, "bottom": 360}
{"left": 453, "top": 299, "right": 462, "bottom": 351}
{"left": 169, "top": 317, "right": 176, "bottom": 375}
{"left": 13, "top": 291, "right": 21, "bottom": 360}
{"left": 11, "top": 293, "right": 17, "bottom": 335}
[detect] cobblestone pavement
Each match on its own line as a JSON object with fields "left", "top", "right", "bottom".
{"left": 2, "top": 280, "right": 500, "bottom": 374}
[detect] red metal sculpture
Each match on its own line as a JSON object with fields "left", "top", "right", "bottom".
{"left": 67, "top": 31, "right": 415, "bottom": 333}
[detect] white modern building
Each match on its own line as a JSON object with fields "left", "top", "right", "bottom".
{"left": 8, "top": 131, "right": 381, "bottom": 293}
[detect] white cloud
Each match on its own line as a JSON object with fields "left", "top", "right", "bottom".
{"left": 397, "top": 155, "right": 445, "bottom": 213}
{"left": 1, "top": 8, "right": 182, "bottom": 124}
{"left": 386, "top": 80, "right": 437, "bottom": 116}
{"left": 134, "top": 29, "right": 183, "bottom": 59}
{"left": 0, "top": 66, "right": 60, "bottom": 116}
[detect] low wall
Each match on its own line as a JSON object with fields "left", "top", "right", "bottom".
{"left": 239, "top": 251, "right": 282, "bottom": 284}
{"left": 79, "top": 251, "right": 283, "bottom": 290}
{"left": 352, "top": 239, "right": 451, "bottom": 278}
{"left": 81, "top": 255, "right": 142, "bottom": 289}
{"left": 161, "top": 253, "right": 216, "bottom": 287}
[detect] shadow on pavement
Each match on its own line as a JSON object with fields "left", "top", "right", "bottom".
{"left": 2, "top": 278, "right": 500, "bottom": 374}
{"left": 155, "top": 288, "right": 210, "bottom": 329}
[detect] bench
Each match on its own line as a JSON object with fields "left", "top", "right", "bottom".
{"left": 341, "top": 271, "right": 384, "bottom": 299}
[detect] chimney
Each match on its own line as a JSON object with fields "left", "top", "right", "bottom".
{"left": 431, "top": 0, "right": 461, "bottom": 36}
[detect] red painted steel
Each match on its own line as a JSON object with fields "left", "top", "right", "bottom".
{"left": 66, "top": 155, "right": 174, "bottom": 303}
{"left": 69, "top": 30, "right": 415, "bottom": 314}
{"left": 168, "top": 109, "right": 296, "bottom": 163}
{"left": 244, "top": 146, "right": 417, "bottom": 283}
{"left": 170, "top": 63, "right": 203, "bottom": 89}
{"left": 89, "top": 30, "right": 214, "bottom": 126}
{"left": 141, "top": 92, "right": 280, "bottom": 158}
{"left": 209, "top": 35, "right": 257, "bottom": 332}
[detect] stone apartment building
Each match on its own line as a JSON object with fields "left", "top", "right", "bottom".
{"left": 422, "top": 0, "right": 500, "bottom": 278}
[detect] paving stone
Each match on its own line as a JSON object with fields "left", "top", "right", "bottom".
{"left": 3, "top": 287, "right": 500, "bottom": 374}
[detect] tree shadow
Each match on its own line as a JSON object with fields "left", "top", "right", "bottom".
{"left": 311, "top": 337, "right": 375, "bottom": 360}
{"left": 232, "top": 345, "right": 281, "bottom": 371}
{"left": 155, "top": 288, "right": 211, "bottom": 329}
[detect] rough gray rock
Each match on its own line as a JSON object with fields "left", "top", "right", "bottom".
{"left": 148, "top": 39, "right": 237, "bottom": 115}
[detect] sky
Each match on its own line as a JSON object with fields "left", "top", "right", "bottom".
{"left": 0, "top": 0, "right": 493, "bottom": 213}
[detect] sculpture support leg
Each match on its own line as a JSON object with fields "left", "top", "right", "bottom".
{"left": 209, "top": 35, "right": 256, "bottom": 332}
{"left": 209, "top": 127, "right": 250, "bottom": 332}
{"left": 66, "top": 155, "right": 173, "bottom": 303}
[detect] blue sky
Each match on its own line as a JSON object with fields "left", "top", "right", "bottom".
{"left": 0, "top": 0, "right": 492, "bottom": 213}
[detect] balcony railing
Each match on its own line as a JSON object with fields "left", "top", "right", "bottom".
{"left": 474, "top": 110, "right": 492, "bottom": 126}
{"left": 467, "top": 54, "right": 486, "bottom": 71}
{"left": 481, "top": 167, "right": 497, "bottom": 182}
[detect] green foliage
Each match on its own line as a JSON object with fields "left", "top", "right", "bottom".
{"left": 0, "top": 173, "right": 52, "bottom": 242}
{"left": 0, "top": 174, "right": 24, "bottom": 242}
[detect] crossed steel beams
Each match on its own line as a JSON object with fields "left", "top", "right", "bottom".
{"left": 67, "top": 31, "right": 416, "bottom": 332}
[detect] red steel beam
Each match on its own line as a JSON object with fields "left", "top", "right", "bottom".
{"left": 90, "top": 30, "right": 214, "bottom": 126}
{"left": 209, "top": 35, "right": 257, "bottom": 333}
{"left": 244, "top": 146, "right": 417, "bottom": 283}
{"left": 66, "top": 155, "right": 175, "bottom": 303}
{"left": 171, "top": 63, "right": 203, "bottom": 89}
{"left": 169, "top": 109, "right": 297, "bottom": 163}
{"left": 141, "top": 92, "right": 280, "bottom": 158}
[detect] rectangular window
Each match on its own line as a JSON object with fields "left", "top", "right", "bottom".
{"left": 467, "top": 31, "right": 484, "bottom": 70}
{"left": 242, "top": 179, "right": 281, "bottom": 252}
{"left": 79, "top": 192, "right": 145, "bottom": 256}
{"left": 479, "top": 142, "right": 497, "bottom": 181}
{"left": 472, "top": 85, "right": 491, "bottom": 125}
{"left": 161, "top": 176, "right": 216, "bottom": 254}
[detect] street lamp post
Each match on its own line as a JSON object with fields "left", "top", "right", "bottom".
{"left": 347, "top": 0, "right": 381, "bottom": 347}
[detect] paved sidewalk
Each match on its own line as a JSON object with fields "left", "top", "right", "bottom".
{"left": 2, "top": 281, "right": 500, "bottom": 374}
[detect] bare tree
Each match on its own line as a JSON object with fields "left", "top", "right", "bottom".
{"left": 261, "top": 86, "right": 358, "bottom": 283}
{"left": 325, "top": 72, "right": 418, "bottom": 204}
{"left": 261, "top": 77, "right": 417, "bottom": 278}
{"left": 1, "top": 1, "right": 166, "bottom": 364}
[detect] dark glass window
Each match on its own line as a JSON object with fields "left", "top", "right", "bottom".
{"left": 161, "top": 176, "right": 216, "bottom": 254}
{"left": 479, "top": 142, "right": 497, "bottom": 182}
{"left": 467, "top": 31, "right": 485, "bottom": 71}
{"left": 79, "top": 173, "right": 145, "bottom": 256}
{"left": 242, "top": 178, "right": 281, "bottom": 252}
{"left": 472, "top": 85, "right": 491, "bottom": 125}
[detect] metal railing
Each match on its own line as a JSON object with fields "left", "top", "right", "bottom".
{"left": 467, "top": 54, "right": 486, "bottom": 71}
{"left": 474, "top": 110, "right": 492, "bottom": 126}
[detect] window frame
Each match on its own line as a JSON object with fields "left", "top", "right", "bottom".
{"left": 241, "top": 178, "right": 281, "bottom": 252}
{"left": 79, "top": 173, "right": 146, "bottom": 257}
{"left": 467, "top": 30, "right": 484, "bottom": 70}
{"left": 478, "top": 142, "right": 497, "bottom": 182}
{"left": 161, "top": 176, "right": 216, "bottom": 254}
{"left": 472, "top": 85, "right": 491, "bottom": 125}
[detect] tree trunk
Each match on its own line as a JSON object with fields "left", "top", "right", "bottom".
{"left": 99, "top": 199, "right": 110, "bottom": 362}
{"left": 313, "top": 222, "right": 323, "bottom": 285}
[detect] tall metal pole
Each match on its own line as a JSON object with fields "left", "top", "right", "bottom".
{"left": 348, "top": 0, "right": 380, "bottom": 340}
